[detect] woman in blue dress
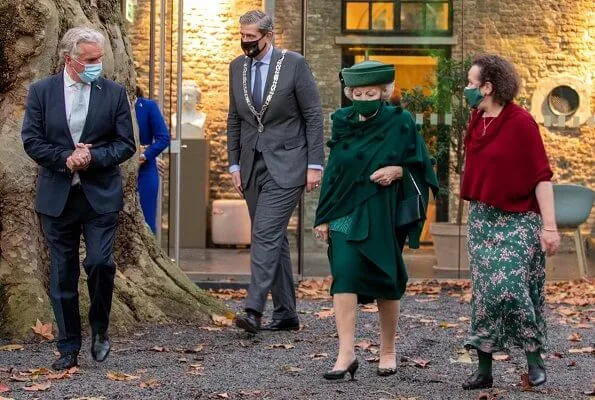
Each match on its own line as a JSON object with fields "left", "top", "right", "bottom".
{"left": 135, "top": 87, "right": 170, "bottom": 233}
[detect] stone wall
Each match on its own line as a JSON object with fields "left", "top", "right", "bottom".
{"left": 300, "top": 0, "right": 344, "bottom": 254}
{"left": 450, "top": 0, "right": 595, "bottom": 236}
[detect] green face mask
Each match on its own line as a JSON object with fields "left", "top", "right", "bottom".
{"left": 352, "top": 99, "right": 381, "bottom": 117}
{"left": 463, "top": 86, "right": 484, "bottom": 109}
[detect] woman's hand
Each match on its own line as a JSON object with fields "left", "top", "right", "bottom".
{"left": 313, "top": 224, "right": 329, "bottom": 242}
{"left": 370, "top": 166, "right": 403, "bottom": 186}
{"left": 540, "top": 228, "right": 560, "bottom": 256}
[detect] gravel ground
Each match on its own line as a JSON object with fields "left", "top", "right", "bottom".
{"left": 0, "top": 294, "right": 593, "bottom": 400}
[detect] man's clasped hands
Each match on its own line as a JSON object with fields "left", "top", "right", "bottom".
{"left": 66, "top": 143, "right": 93, "bottom": 172}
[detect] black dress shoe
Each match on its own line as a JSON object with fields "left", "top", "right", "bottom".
{"left": 91, "top": 333, "right": 111, "bottom": 362}
{"left": 323, "top": 358, "right": 359, "bottom": 381}
{"left": 462, "top": 370, "right": 493, "bottom": 390}
{"left": 51, "top": 353, "right": 78, "bottom": 371}
{"left": 377, "top": 366, "right": 397, "bottom": 376}
{"left": 262, "top": 317, "right": 300, "bottom": 331}
{"left": 528, "top": 364, "right": 547, "bottom": 387}
{"left": 235, "top": 313, "right": 261, "bottom": 334}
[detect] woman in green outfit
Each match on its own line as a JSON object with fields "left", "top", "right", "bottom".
{"left": 460, "top": 55, "right": 560, "bottom": 390}
{"left": 313, "top": 61, "right": 438, "bottom": 380}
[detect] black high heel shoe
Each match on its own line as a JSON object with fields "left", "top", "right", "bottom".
{"left": 323, "top": 359, "right": 359, "bottom": 381}
{"left": 377, "top": 365, "right": 397, "bottom": 376}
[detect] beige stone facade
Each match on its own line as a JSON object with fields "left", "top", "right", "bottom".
{"left": 126, "top": 0, "right": 594, "bottom": 246}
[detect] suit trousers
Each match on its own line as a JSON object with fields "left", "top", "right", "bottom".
{"left": 39, "top": 185, "right": 119, "bottom": 354}
{"left": 243, "top": 153, "right": 303, "bottom": 320}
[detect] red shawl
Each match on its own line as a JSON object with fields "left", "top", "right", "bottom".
{"left": 460, "top": 103, "right": 553, "bottom": 213}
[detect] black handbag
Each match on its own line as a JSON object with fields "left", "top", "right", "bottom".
{"left": 395, "top": 172, "right": 425, "bottom": 228}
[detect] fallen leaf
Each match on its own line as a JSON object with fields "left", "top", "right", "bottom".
{"left": 178, "top": 357, "right": 188, "bottom": 363}
{"left": 550, "top": 352, "right": 564, "bottom": 359}
{"left": 199, "top": 326, "right": 223, "bottom": 332}
{"left": 315, "top": 308, "right": 334, "bottom": 319}
{"left": 212, "top": 314, "right": 234, "bottom": 327}
{"left": 0, "top": 383, "right": 8, "bottom": 393}
{"left": 355, "top": 340, "right": 373, "bottom": 350}
{"left": 269, "top": 343, "right": 294, "bottom": 350}
{"left": 458, "top": 316, "right": 470, "bottom": 322}
{"left": 492, "top": 353, "right": 511, "bottom": 361}
{"left": 217, "top": 393, "right": 230, "bottom": 399}
{"left": 520, "top": 373, "right": 532, "bottom": 391}
{"left": 575, "top": 323, "right": 593, "bottom": 329}
{"left": 308, "top": 353, "right": 328, "bottom": 360}
{"left": 567, "top": 332, "right": 582, "bottom": 342}
{"left": 411, "top": 358, "right": 430, "bottom": 368}
{"left": 23, "top": 381, "right": 51, "bottom": 392}
{"left": 9, "top": 375, "right": 30, "bottom": 383}
{"left": 29, "top": 368, "right": 53, "bottom": 377}
{"left": 583, "top": 388, "right": 595, "bottom": 396}
{"left": 567, "top": 360, "right": 577, "bottom": 367}
{"left": 187, "top": 364, "right": 204, "bottom": 375}
{"left": 0, "top": 345, "right": 24, "bottom": 352}
{"left": 139, "top": 378, "right": 160, "bottom": 389}
{"left": 360, "top": 304, "right": 378, "bottom": 313}
{"left": 31, "top": 320, "right": 54, "bottom": 341}
{"left": 556, "top": 307, "right": 578, "bottom": 317}
{"left": 568, "top": 347, "right": 594, "bottom": 354}
{"left": 366, "top": 356, "right": 380, "bottom": 363}
{"left": 0, "top": 397, "right": 13, "bottom": 400}
{"left": 106, "top": 371, "right": 139, "bottom": 381}
{"left": 150, "top": 346, "right": 168, "bottom": 352}
{"left": 184, "top": 344, "right": 205, "bottom": 353}
{"left": 419, "top": 318, "right": 436, "bottom": 324}
{"left": 439, "top": 322, "right": 459, "bottom": 329}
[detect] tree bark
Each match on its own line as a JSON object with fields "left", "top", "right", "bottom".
{"left": 0, "top": 0, "right": 227, "bottom": 339}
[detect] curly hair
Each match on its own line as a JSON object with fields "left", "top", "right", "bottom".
{"left": 473, "top": 55, "right": 520, "bottom": 105}
{"left": 343, "top": 82, "right": 395, "bottom": 101}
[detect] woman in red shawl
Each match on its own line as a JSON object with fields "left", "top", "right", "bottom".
{"left": 460, "top": 55, "right": 560, "bottom": 390}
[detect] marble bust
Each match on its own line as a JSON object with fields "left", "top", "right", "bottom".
{"left": 172, "top": 79, "right": 207, "bottom": 139}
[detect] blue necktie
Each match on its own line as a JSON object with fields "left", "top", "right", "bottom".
{"left": 252, "top": 61, "right": 263, "bottom": 112}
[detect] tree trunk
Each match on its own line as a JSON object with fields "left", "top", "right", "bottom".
{"left": 0, "top": 0, "right": 228, "bottom": 339}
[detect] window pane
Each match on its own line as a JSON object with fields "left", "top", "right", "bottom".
{"left": 400, "top": 3, "right": 424, "bottom": 31}
{"left": 426, "top": 2, "right": 449, "bottom": 31}
{"left": 346, "top": 2, "right": 370, "bottom": 30}
{"left": 371, "top": 3, "right": 394, "bottom": 30}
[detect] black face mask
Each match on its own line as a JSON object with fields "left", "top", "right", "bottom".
{"left": 241, "top": 34, "right": 266, "bottom": 58}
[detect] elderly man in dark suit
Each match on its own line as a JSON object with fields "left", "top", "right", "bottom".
{"left": 21, "top": 26, "right": 136, "bottom": 370}
{"left": 227, "top": 10, "right": 324, "bottom": 333}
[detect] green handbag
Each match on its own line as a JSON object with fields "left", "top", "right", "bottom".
{"left": 395, "top": 172, "right": 425, "bottom": 228}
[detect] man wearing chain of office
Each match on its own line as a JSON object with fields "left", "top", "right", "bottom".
{"left": 227, "top": 10, "right": 324, "bottom": 333}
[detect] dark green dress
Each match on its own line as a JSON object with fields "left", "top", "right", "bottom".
{"left": 315, "top": 103, "right": 438, "bottom": 303}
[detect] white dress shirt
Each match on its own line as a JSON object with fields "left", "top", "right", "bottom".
{"left": 64, "top": 69, "right": 91, "bottom": 185}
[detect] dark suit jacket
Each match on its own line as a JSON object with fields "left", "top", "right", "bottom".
{"left": 227, "top": 47, "right": 324, "bottom": 189}
{"left": 21, "top": 73, "right": 136, "bottom": 217}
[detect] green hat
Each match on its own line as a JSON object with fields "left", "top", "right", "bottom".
{"left": 341, "top": 60, "right": 395, "bottom": 87}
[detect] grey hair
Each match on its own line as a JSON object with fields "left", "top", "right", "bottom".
{"left": 239, "top": 10, "right": 274, "bottom": 33}
{"left": 59, "top": 26, "right": 105, "bottom": 59}
{"left": 344, "top": 82, "right": 395, "bottom": 101}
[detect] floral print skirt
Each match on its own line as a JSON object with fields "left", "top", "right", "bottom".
{"left": 465, "top": 201, "right": 547, "bottom": 353}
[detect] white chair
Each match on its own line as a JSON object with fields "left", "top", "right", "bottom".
{"left": 553, "top": 184, "right": 594, "bottom": 277}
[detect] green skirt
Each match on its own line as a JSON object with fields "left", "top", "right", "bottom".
{"left": 465, "top": 201, "right": 547, "bottom": 353}
{"left": 328, "top": 230, "right": 402, "bottom": 304}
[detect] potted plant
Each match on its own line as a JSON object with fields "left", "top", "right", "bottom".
{"left": 428, "top": 55, "right": 473, "bottom": 276}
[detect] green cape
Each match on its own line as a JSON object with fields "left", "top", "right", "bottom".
{"left": 315, "top": 103, "right": 438, "bottom": 299}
